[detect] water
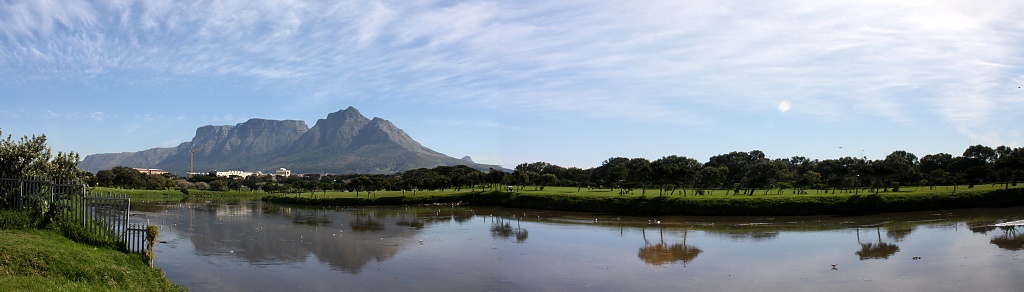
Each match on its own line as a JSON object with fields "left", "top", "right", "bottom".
{"left": 131, "top": 202, "right": 1024, "bottom": 291}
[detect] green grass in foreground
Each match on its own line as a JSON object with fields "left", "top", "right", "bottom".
{"left": 0, "top": 210, "right": 185, "bottom": 291}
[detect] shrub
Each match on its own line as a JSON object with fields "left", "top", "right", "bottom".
{"left": 0, "top": 209, "right": 36, "bottom": 229}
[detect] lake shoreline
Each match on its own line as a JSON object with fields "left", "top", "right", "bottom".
{"left": 262, "top": 187, "right": 1024, "bottom": 216}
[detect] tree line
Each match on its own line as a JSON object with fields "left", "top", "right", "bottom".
{"left": 3, "top": 129, "right": 1022, "bottom": 196}
{"left": 84, "top": 145, "right": 1024, "bottom": 197}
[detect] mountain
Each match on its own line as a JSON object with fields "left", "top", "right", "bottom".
{"left": 153, "top": 118, "right": 309, "bottom": 174}
{"left": 79, "top": 106, "right": 504, "bottom": 175}
{"left": 79, "top": 147, "right": 177, "bottom": 172}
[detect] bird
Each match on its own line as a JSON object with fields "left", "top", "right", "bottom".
{"left": 831, "top": 264, "right": 838, "bottom": 270}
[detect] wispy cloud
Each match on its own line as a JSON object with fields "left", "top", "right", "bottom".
{"left": 43, "top": 109, "right": 106, "bottom": 121}
{"left": 2, "top": 0, "right": 1023, "bottom": 147}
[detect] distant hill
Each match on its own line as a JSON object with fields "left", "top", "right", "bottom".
{"left": 79, "top": 106, "right": 505, "bottom": 175}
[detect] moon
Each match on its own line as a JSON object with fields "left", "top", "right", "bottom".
{"left": 778, "top": 100, "right": 792, "bottom": 113}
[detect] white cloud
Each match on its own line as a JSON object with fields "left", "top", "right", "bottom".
{"left": 3, "top": 0, "right": 1024, "bottom": 147}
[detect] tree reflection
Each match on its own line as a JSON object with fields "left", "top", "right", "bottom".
{"left": 989, "top": 226, "right": 1023, "bottom": 251}
{"left": 490, "top": 216, "right": 528, "bottom": 243}
{"left": 292, "top": 211, "right": 333, "bottom": 226}
{"left": 349, "top": 209, "right": 385, "bottom": 232}
{"left": 855, "top": 226, "right": 900, "bottom": 260}
{"left": 395, "top": 209, "right": 425, "bottom": 229}
{"left": 968, "top": 221, "right": 1024, "bottom": 251}
{"left": 638, "top": 227, "right": 701, "bottom": 266}
{"left": 885, "top": 227, "right": 914, "bottom": 242}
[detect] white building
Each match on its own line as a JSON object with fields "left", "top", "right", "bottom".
{"left": 213, "top": 170, "right": 255, "bottom": 178}
{"left": 275, "top": 168, "right": 292, "bottom": 176}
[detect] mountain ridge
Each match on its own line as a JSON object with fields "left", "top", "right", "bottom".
{"left": 79, "top": 107, "right": 504, "bottom": 175}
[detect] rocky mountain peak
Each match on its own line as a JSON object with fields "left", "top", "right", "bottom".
{"left": 79, "top": 106, "right": 505, "bottom": 174}
{"left": 292, "top": 107, "right": 371, "bottom": 150}
{"left": 351, "top": 117, "right": 429, "bottom": 152}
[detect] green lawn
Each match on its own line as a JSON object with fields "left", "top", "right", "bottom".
{"left": 263, "top": 183, "right": 1014, "bottom": 199}
{"left": 89, "top": 187, "right": 264, "bottom": 203}
{"left": 0, "top": 210, "right": 185, "bottom": 291}
{"left": 263, "top": 183, "right": 1024, "bottom": 216}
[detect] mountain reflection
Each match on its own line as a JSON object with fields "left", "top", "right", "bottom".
{"left": 156, "top": 203, "right": 475, "bottom": 274}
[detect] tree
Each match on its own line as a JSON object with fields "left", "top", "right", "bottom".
{"left": 741, "top": 158, "right": 785, "bottom": 195}
{"left": 111, "top": 166, "right": 145, "bottom": 189}
{"left": 919, "top": 153, "right": 953, "bottom": 190}
{"left": 696, "top": 166, "right": 727, "bottom": 195}
{"left": 962, "top": 145, "right": 996, "bottom": 188}
{"left": 882, "top": 150, "right": 918, "bottom": 190}
{"left": 486, "top": 168, "right": 506, "bottom": 190}
{"left": 994, "top": 147, "right": 1024, "bottom": 189}
{"left": 209, "top": 180, "right": 228, "bottom": 191}
{"left": 538, "top": 173, "right": 558, "bottom": 190}
{"left": 706, "top": 150, "right": 765, "bottom": 190}
{"left": 625, "top": 158, "right": 652, "bottom": 195}
{"left": 564, "top": 167, "right": 590, "bottom": 192}
{"left": 95, "top": 169, "right": 115, "bottom": 187}
{"left": 651, "top": 155, "right": 701, "bottom": 196}
{"left": 0, "top": 130, "right": 84, "bottom": 180}
{"left": 145, "top": 174, "right": 169, "bottom": 190}
{"left": 797, "top": 171, "right": 822, "bottom": 192}
{"left": 594, "top": 157, "right": 629, "bottom": 191}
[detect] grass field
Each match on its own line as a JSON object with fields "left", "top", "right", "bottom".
{"left": 91, "top": 183, "right": 1024, "bottom": 216}
{"left": 90, "top": 187, "right": 264, "bottom": 203}
{"left": 263, "top": 184, "right": 1024, "bottom": 216}
{"left": 259, "top": 183, "right": 1012, "bottom": 199}
{"left": 0, "top": 210, "right": 185, "bottom": 291}
{"left": 95, "top": 182, "right": 1017, "bottom": 201}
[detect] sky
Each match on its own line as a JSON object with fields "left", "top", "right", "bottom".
{"left": 2, "top": 0, "right": 1023, "bottom": 169}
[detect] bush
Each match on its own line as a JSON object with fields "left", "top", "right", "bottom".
{"left": 0, "top": 209, "right": 36, "bottom": 229}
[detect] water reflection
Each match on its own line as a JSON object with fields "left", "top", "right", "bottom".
{"left": 637, "top": 227, "right": 701, "bottom": 266}
{"left": 151, "top": 203, "right": 474, "bottom": 274}
{"left": 855, "top": 226, "right": 900, "bottom": 260}
{"left": 136, "top": 203, "right": 1024, "bottom": 291}
{"left": 885, "top": 227, "right": 915, "bottom": 242}
{"left": 990, "top": 226, "right": 1023, "bottom": 250}
{"left": 490, "top": 215, "right": 528, "bottom": 243}
{"left": 970, "top": 220, "right": 1024, "bottom": 251}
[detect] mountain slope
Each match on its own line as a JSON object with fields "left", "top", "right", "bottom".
{"left": 79, "top": 107, "right": 503, "bottom": 175}
{"left": 78, "top": 147, "right": 177, "bottom": 172}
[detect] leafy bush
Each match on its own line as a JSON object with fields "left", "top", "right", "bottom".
{"left": 0, "top": 209, "right": 36, "bottom": 229}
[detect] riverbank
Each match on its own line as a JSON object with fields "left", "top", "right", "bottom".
{"left": 263, "top": 187, "right": 1024, "bottom": 216}
{"left": 0, "top": 210, "right": 185, "bottom": 291}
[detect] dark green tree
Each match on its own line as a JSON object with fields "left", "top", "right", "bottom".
{"left": 625, "top": 158, "right": 652, "bottom": 195}
{"left": 919, "top": 153, "right": 953, "bottom": 189}
{"left": 961, "top": 145, "right": 997, "bottom": 188}
{"left": 651, "top": 155, "right": 701, "bottom": 196}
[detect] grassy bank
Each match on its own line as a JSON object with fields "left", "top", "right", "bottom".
{"left": 263, "top": 185, "right": 1024, "bottom": 216}
{"left": 0, "top": 210, "right": 185, "bottom": 291}
{"left": 90, "top": 187, "right": 264, "bottom": 203}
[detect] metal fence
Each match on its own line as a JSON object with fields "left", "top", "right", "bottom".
{"left": 0, "top": 176, "right": 150, "bottom": 255}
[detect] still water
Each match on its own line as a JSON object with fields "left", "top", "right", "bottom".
{"left": 131, "top": 202, "right": 1024, "bottom": 291}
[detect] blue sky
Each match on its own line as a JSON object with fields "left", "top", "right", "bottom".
{"left": 2, "top": 0, "right": 1023, "bottom": 169}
